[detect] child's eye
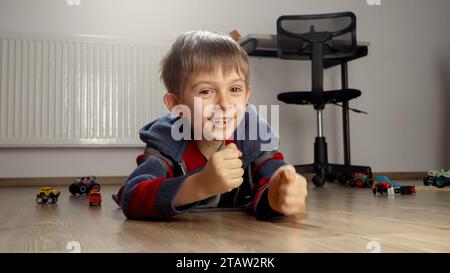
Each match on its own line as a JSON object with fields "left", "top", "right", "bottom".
{"left": 199, "top": 89, "right": 213, "bottom": 95}
{"left": 230, "top": 87, "right": 242, "bottom": 93}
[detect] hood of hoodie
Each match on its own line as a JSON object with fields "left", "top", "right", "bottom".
{"left": 139, "top": 104, "right": 280, "bottom": 169}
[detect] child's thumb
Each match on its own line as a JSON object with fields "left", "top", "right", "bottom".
{"left": 281, "top": 165, "right": 296, "bottom": 183}
{"left": 225, "top": 143, "right": 238, "bottom": 150}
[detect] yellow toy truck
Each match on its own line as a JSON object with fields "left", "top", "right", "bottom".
{"left": 36, "top": 187, "right": 61, "bottom": 204}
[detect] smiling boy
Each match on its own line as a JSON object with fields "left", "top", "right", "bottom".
{"left": 113, "top": 30, "right": 307, "bottom": 220}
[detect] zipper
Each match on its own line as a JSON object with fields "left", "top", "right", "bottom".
{"left": 177, "top": 161, "right": 186, "bottom": 176}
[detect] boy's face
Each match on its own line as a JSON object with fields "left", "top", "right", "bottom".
{"left": 179, "top": 68, "right": 251, "bottom": 141}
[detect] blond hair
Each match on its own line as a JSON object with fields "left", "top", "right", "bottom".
{"left": 160, "top": 30, "right": 249, "bottom": 95}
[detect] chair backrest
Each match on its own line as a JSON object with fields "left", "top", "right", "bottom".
{"left": 277, "top": 12, "right": 357, "bottom": 59}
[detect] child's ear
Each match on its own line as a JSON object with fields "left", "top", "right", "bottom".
{"left": 163, "top": 92, "right": 181, "bottom": 112}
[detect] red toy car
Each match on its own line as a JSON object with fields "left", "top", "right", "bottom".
{"left": 88, "top": 189, "right": 102, "bottom": 206}
{"left": 372, "top": 181, "right": 393, "bottom": 195}
{"left": 372, "top": 176, "right": 416, "bottom": 195}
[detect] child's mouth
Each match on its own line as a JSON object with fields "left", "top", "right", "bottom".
{"left": 209, "top": 117, "right": 233, "bottom": 129}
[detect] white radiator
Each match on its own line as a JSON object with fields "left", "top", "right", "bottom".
{"left": 0, "top": 33, "right": 169, "bottom": 147}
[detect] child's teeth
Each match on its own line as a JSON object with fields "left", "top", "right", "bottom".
{"left": 213, "top": 118, "right": 230, "bottom": 125}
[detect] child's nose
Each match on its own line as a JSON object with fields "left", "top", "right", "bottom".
{"left": 217, "top": 94, "right": 231, "bottom": 110}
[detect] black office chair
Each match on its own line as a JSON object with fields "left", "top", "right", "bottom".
{"left": 276, "top": 12, "right": 372, "bottom": 187}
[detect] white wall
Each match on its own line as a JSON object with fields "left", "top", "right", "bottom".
{"left": 0, "top": 0, "right": 449, "bottom": 178}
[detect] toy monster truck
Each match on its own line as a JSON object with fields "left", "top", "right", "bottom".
{"left": 349, "top": 172, "right": 373, "bottom": 188}
{"left": 423, "top": 169, "right": 450, "bottom": 188}
{"left": 69, "top": 176, "right": 101, "bottom": 195}
{"left": 36, "top": 187, "right": 61, "bottom": 204}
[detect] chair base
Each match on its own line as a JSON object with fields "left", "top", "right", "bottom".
{"left": 295, "top": 163, "right": 372, "bottom": 187}
{"left": 294, "top": 137, "right": 372, "bottom": 187}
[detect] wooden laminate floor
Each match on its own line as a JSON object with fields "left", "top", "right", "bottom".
{"left": 0, "top": 181, "right": 449, "bottom": 253}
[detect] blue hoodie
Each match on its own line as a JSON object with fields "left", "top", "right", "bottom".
{"left": 113, "top": 104, "right": 288, "bottom": 220}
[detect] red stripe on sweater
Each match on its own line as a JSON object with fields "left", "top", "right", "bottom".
{"left": 183, "top": 139, "right": 234, "bottom": 172}
{"left": 127, "top": 177, "right": 167, "bottom": 217}
{"left": 136, "top": 153, "right": 149, "bottom": 166}
{"left": 224, "top": 139, "right": 234, "bottom": 146}
{"left": 252, "top": 152, "right": 284, "bottom": 175}
{"left": 252, "top": 178, "right": 270, "bottom": 212}
{"left": 257, "top": 176, "right": 271, "bottom": 188}
{"left": 183, "top": 141, "right": 207, "bottom": 172}
{"left": 182, "top": 139, "right": 236, "bottom": 172}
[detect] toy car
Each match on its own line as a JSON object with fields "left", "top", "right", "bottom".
{"left": 423, "top": 169, "right": 450, "bottom": 188}
{"left": 372, "top": 176, "right": 415, "bottom": 195}
{"left": 394, "top": 185, "right": 416, "bottom": 195}
{"left": 372, "top": 181, "right": 393, "bottom": 195}
{"left": 69, "top": 176, "right": 101, "bottom": 195}
{"left": 88, "top": 189, "right": 102, "bottom": 206}
{"left": 349, "top": 172, "right": 373, "bottom": 188}
{"left": 36, "top": 187, "right": 61, "bottom": 204}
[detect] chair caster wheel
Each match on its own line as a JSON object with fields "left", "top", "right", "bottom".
{"left": 338, "top": 173, "right": 351, "bottom": 184}
{"left": 312, "top": 175, "right": 326, "bottom": 187}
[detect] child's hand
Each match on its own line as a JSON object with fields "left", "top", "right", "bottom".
{"left": 268, "top": 165, "right": 308, "bottom": 216}
{"left": 198, "top": 143, "right": 244, "bottom": 196}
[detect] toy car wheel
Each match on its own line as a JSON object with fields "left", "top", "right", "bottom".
{"left": 312, "top": 175, "right": 326, "bottom": 187}
{"left": 93, "top": 183, "right": 100, "bottom": 192}
{"left": 349, "top": 180, "right": 356, "bottom": 187}
{"left": 39, "top": 193, "right": 47, "bottom": 203}
{"left": 372, "top": 188, "right": 377, "bottom": 195}
{"left": 36, "top": 196, "right": 44, "bottom": 204}
{"left": 79, "top": 184, "right": 87, "bottom": 194}
{"left": 423, "top": 177, "right": 430, "bottom": 186}
{"left": 338, "top": 173, "right": 351, "bottom": 184}
{"left": 69, "top": 183, "right": 77, "bottom": 194}
{"left": 47, "top": 196, "right": 55, "bottom": 204}
{"left": 357, "top": 179, "right": 364, "bottom": 187}
{"left": 436, "top": 177, "right": 446, "bottom": 188}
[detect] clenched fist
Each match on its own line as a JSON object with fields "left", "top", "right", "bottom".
{"left": 198, "top": 143, "right": 244, "bottom": 196}
{"left": 268, "top": 165, "right": 308, "bottom": 216}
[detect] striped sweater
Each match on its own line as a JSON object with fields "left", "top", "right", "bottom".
{"left": 113, "top": 105, "right": 288, "bottom": 220}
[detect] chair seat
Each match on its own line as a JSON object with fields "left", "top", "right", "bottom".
{"left": 280, "top": 47, "right": 359, "bottom": 61}
{"left": 277, "top": 88, "right": 361, "bottom": 105}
